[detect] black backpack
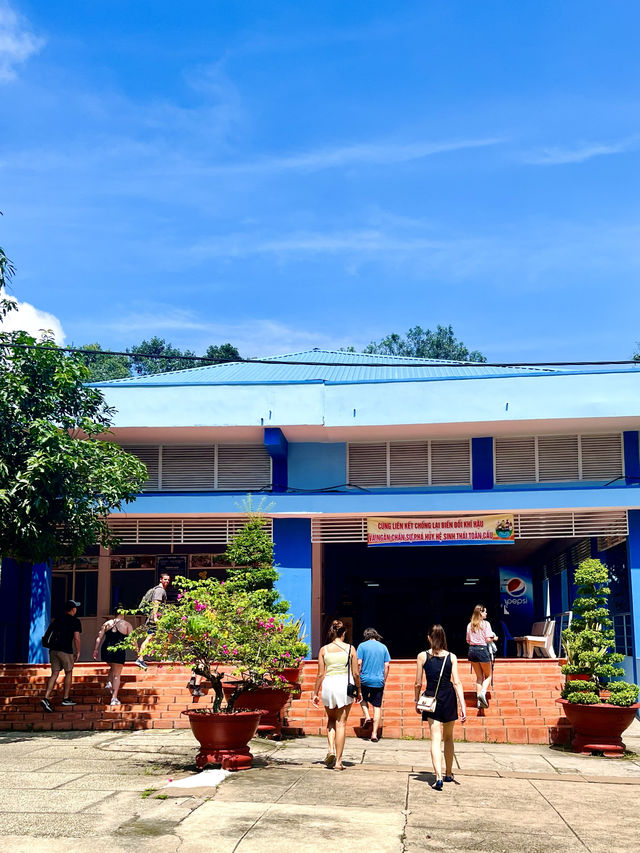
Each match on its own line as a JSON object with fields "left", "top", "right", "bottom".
{"left": 42, "top": 620, "right": 62, "bottom": 650}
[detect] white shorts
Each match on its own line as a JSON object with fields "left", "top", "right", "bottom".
{"left": 321, "top": 673, "right": 354, "bottom": 710}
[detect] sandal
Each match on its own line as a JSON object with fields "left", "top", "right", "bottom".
{"left": 443, "top": 775, "right": 455, "bottom": 783}
{"left": 431, "top": 779, "right": 443, "bottom": 791}
{"left": 324, "top": 752, "right": 336, "bottom": 767}
{"left": 334, "top": 763, "right": 345, "bottom": 771}
{"left": 370, "top": 735, "right": 379, "bottom": 742}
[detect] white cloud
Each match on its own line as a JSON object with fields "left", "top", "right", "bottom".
{"left": 522, "top": 136, "right": 640, "bottom": 165}
{"left": 208, "top": 136, "right": 505, "bottom": 175}
{"left": 0, "top": 1, "right": 43, "bottom": 82}
{"left": 1, "top": 293, "right": 65, "bottom": 343}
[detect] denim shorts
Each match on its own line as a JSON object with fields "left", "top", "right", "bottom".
{"left": 468, "top": 645, "right": 491, "bottom": 663}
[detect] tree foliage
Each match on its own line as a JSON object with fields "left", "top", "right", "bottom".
{"left": 203, "top": 343, "right": 240, "bottom": 363}
{"left": 0, "top": 247, "right": 148, "bottom": 563}
{"left": 224, "top": 511, "right": 289, "bottom": 614}
{"left": 561, "top": 558, "right": 639, "bottom": 707}
{"left": 129, "top": 336, "right": 198, "bottom": 375}
{"left": 363, "top": 324, "right": 486, "bottom": 362}
{"left": 77, "top": 343, "right": 131, "bottom": 381}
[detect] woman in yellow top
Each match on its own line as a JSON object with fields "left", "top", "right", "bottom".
{"left": 312, "top": 620, "right": 361, "bottom": 771}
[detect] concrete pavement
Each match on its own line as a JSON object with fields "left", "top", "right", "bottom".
{"left": 0, "top": 721, "right": 638, "bottom": 852}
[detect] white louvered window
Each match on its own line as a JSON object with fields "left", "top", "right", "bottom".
{"left": 495, "top": 433, "right": 623, "bottom": 484}
{"left": 121, "top": 445, "right": 160, "bottom": 491}
{"left": 218, "top": 445, "right": 272, "bottom": 490}
{"left": 120, "top": 444, "right": 271, "bottom": 492}
{"left": 348, "top": 440, "right": 471, "bottom": 487}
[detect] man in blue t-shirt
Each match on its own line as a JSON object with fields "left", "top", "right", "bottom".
{"left": 357, "top": 627, "right": 391, "bottom": 742}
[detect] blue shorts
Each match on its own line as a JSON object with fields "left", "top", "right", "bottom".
{"left": 361, "top": 684, "right": 384, "bottom": 707}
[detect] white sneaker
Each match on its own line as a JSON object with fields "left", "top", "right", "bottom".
{"left": 478, "top": 692, "right": 489, "bottom": 708}
{"left": 110, "top": 698, "right": 121, "bottom": 706}
{"left": 105, "top": 681, "right": 112, "bottom": 692}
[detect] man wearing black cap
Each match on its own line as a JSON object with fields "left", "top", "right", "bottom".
{"left": 41, "top": 600, "right": 82, "bottom": 712}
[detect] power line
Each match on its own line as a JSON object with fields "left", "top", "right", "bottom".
{"left": 0, "top": 341, "right": 639, "bottom": 368}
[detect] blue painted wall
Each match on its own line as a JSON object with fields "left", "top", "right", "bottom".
{"left": 0, "top": 558, "right": 51, "bottom": 663}
{"left": 287, "top": 442, "right": 346, "bottom": 491}
{"left": 623, "top": 431, "right": 640, "bottom": 485}
{"left": 273, "top": 518, "right": 312, "bottom": 656}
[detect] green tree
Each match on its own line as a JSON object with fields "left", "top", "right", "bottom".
{"left": 130, "top": 336, "right": 197, "bottom": 375}
{"left": 363, "top": 324, "right": 486, "bottom": 362}
{"left": 0, "top": 247, "right": 148, "bottom": 563}
{"left": 224, "top": 511, "right": 288, "bottom": 614}
{"left": 77, "top": 343, "right": 131, "bottom": 381}
{"left": 203, "top": 343, "right": 241, "bottom": 362}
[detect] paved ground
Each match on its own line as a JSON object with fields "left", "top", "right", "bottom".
{"left": 0, "top": 721, "right": 638, "bottom": 852}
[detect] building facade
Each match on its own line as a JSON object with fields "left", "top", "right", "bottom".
{"left": 3, "top": 350, "right": 640, "bottom": 681}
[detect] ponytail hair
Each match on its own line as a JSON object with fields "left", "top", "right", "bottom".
{"left": 327, "top": 619, "right": 347, "bottom": 643}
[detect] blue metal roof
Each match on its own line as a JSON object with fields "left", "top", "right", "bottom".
{"left": 91, "top": 349, "right": 577, "bottom": 388}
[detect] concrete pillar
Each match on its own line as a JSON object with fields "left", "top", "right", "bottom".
{"left": 626, "top": 510, "right": 640, "bottom": 684}
{"left": 273, "top": 518, "right": 312, "bottom": 658}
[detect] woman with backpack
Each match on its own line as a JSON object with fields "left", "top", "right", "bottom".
{"left": 93, "top": 616, "right": 133, "bottom": 705}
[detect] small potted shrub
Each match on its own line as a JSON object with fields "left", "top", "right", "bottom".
{"left": 126, "top": 575, "right": 306, "bottom": 770}
{"left": 557, "top": 558, "right": 640, "bottom": 756}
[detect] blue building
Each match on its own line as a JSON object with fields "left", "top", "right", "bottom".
{"left": 4, "top": 350, "right": 640, "bottom": 681}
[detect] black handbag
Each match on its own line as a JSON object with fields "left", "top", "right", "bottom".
{"left": 346, "top": 645, "right": 358, "bottom": 698}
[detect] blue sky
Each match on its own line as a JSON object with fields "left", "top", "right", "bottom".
{"left": 2, "top": 0, "right": 640, "bottom": 359}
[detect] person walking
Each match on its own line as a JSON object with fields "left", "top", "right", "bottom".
{"left": 312, "top": 619, "right": 361, "bottom": 771}
{"left": 414, "top": 624, "right": 466, "bottom": 790}
{"left": 357, "top": 627, "right": 390, "bottom": 742}
{"left": 135, "top": 573, "right": 170, "bottom": 669}
{"left": 92, "top": 616, "right": 133, "bottom": 705}
{"left": 41, "top": 600, "right": 82, "bottom": 712}
{"left": 466, "top": 604, "right": 499, "bottom": 709}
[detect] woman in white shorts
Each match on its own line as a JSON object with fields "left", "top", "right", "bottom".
{"left": 312, "top": 620, "right": 361, "bottom": 771}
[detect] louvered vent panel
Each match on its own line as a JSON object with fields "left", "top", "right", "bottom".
{"left": 217, "top": 445, "right": 271, "bottom": 490}
{"left": 162, "top": 446, "right": 215, "bottom": 491}
{"left": 121, "top": 446, "right": 159, "bottom": 492}
{"left": 570, "top": 539, "right": 592, "bottom": 565}
{"left": 597, "top": 534, "right": 626, "bottom": 551}
{"left": 108, "top": 516, "right": 273, "bottom": 545}
{"left": 495, "top": 437, "right": 536, "bottom": 484}
{"left": 515, "top": 513, "right": 575, "bottom": 538}
{"left": 311, "top": 517, "right": 367, "bottom": 542}
{"left": 581, "top": 434, "right": 623, "bottom": 481}
{"left": 389, "top": 442, "right": 429, "bottom": 487}
{"left": 538, "top": 435, "right": 579, "bottom": 482}
{"left": 348, "top": 444, "right": 388, "bottom": 487}
{"left": 573, "top": 510, "right": 628, "bottom": 537}
{"left": 430, "top": 440, "right": 471, "bottom": 485}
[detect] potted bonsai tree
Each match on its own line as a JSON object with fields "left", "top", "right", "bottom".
{"left": 558, "top": 557, "right": 639, "bottom": 756}
{"left": 128, "top": 574, "right": 307, "bottom": 770}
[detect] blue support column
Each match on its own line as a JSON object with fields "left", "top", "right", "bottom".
{"left": 273, "top": 518, "right": 312, "bottom": 658}
{"left": 471, "top": 437, "right": 494, "bottom": 490}
{"left": 264, "top": 427, "right": 288, "bottom": 493}
{"left": 623, "top": 431, "right": 640, "bottom": 485}
{"left": 0, "top": 558, "right": 51, "bottom": 663}
{"left": 626, "top": 510, "right": 640, "bottom": 685}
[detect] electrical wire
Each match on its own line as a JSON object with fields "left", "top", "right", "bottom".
{"left": 0, "top": 341, "right": 639, "bottom": 368}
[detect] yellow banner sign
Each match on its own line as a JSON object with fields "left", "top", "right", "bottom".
{"left": 367, "top": 514, "right": 515, "bottom": 546}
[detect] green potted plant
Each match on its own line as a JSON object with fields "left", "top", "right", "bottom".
{"left": 557, "top": 558, "right": 640, "bottom": 756}
{"left": 126, "top": 575, "right": 306, "bottom": 770}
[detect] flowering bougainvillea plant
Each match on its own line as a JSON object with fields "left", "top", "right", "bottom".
{"left": 126, "top": 575, "right": 308, "bottom": 713}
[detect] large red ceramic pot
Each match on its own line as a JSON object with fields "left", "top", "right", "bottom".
{"left": 565, "top": 674, "right": 592, "bottom": 682}
{"left": 556, "top": 699, "right": 640, "bottom": 757}
{"left": 277, "top": 666, "right": 302, "bottom": 686}
{"left": 182, "top": 709, "right": 264, "bottom": 771}
{"left": 222, "top": 683, "right": 292, "bottom": 737}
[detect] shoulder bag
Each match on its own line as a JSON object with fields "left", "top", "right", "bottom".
{"left": 416, "top": 652, "right": 448, "bottom": 713}
{"left": 346, "top": 645, "right": 358, "bottom": 698}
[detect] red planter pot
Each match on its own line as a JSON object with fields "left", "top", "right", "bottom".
{"left": 222, "top": 683, "right": 292, "bottom": 736}
{"left": 556, "top": 699, "right": 640, "bottom": 757}
{"left": 565, "top": 674, "right": 592, "bottom": 681}
{"left": 276, "top": 666, "right": 302, "bottom": 686}
{"left": 182, "top": 709, "right": 264, "bottom": 771}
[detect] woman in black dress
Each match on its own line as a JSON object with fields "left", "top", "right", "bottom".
{"left": 414, "top": 624, "right": 466, "bottom": 790}
{"left": 92, "top": 617, "right": 133, "bottom": 706}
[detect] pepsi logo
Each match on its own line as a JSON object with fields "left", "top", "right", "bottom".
{"left": 506, "top": 577, "right": 526, "bottom": 597}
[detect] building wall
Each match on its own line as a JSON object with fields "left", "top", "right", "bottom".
{"left": 287, "top": 442, "right": 346, "bottom": 490}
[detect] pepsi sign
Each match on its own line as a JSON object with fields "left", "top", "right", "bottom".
{"left": 499, "top": 567, "right": 534, "bottom": 635}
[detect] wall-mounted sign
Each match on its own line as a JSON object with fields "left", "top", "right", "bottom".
{"left": 367, "top": 514, "right": 515, "bottom": 546}
{"left": 500, "top": 566, "right": 534, "bottom": 635}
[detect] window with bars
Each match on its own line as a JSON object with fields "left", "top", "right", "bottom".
{"left": 347, "top": 440, "right": 471, "bottom": 487}
{"left": 494, "top": 434, "right": 623, "bottom": 484}
{"left": 120, "top": 444, "right": 272, "bottom": 491}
